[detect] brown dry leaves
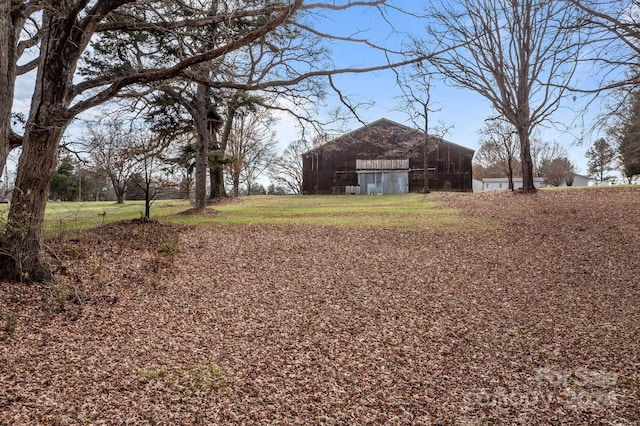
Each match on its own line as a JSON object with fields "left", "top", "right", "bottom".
{"left": 1, "top": 188, "right": 639, "bottom": 425}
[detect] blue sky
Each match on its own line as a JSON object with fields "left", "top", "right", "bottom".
{"left": 10, "top": 1, "right": 610, "bottom": 181}
{"left": 272, "top": 0, "right": 608, "bottom": 176}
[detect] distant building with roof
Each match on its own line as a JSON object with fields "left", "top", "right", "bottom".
{"left": 302, "top": 118, "right": 475, "bottom": 195}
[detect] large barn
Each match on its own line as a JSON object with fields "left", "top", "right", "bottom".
{"left": 302, "top": 118, "right": 475, "bottom": 194}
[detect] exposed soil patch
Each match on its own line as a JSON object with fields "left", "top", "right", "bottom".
{"left": 1, "top": 188, "right": 638, "bottom": 424}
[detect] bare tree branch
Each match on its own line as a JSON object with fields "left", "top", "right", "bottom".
{"left": 68, "top": 1, "right": 304, "bottom": 118}
{"left": 423, "top": 0, "right": 582, "bottom": 192}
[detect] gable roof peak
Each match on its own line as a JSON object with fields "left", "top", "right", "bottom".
{"left": 302, "top": 117, "right": 474, "bottom": 156}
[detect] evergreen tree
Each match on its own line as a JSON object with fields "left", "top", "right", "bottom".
{"left": 586, "top": 138, "right": 617, "bottom": 182}
{"left": 49, "top": 155, "right": 78, "bottom": 201}
{"left": 618, "top": 93, "right": 640, "bottom": 183}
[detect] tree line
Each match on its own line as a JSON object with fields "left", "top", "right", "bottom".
{"left": 472, "top": 91, "right": 640, "bottom": 188}
{"left": 40, "top": 117, "right": 307, "bottom": 205}
{"left": 473, "top": 120, "right": 580, "bottom": 189}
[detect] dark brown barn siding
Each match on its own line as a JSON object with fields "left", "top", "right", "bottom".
{"left": 302, "top": 119, "right": 474, "bottom": 194}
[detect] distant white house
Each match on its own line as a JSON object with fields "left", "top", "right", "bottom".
{"left": 480, "top": 173, "right": 593, "bottom": 191}
{"left": 564, "top": 173, "right": 592, "bottom": 187}
{"left": 481, "top": 177, "right": 546, "bottom": 191}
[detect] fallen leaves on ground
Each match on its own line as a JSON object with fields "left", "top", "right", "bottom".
{"left": 1, "top": 188, "right": 639, "bottom": 425}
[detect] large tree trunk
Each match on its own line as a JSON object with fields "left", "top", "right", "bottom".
{"left": 194, "top": 131, "right": 208, "bottom": 209}
{"left": 214, "top": 100, "right": 239, "bottom": 199}
{"left": 232, "top": 172, "right": 240, "bottom": 197}
{"left": 517, "top": 125, "right": 536, "bottom": 192}
{"left": 506, "top": 147, "right": 515, "bottom": 191}
{"left": 515, "top": 17, "right": 536, "bottom": 194}
{"left": 112, "top": 178, "right": 127, "bottom": 204}
{"left": 1, "top": 4, "right": 79, "bottom": 281}
{"left": 507, "top": 159, "right": 514, "bottom": 191}
{"left": 144, "top": 180, "right": 151, "bottom": 220}
{"left": 193, "top": 83, "right": 209, "bottom": 210}
{"left": 1, "top": 125, "right": 65, "bottom": 281}
{"left": 0, "top": 2, "right": 10, "bottom": 179}
{"left": 422, "top": 104, "right": 430, "bottom": 193}
{"left": 0, "top": 1, "right": 19, "bottom": 180}
{"left": 207, "top": 115, "right": 226, "bottom": 199}
{"left": 209, "top": 166, "right": 226, "bottom": 198}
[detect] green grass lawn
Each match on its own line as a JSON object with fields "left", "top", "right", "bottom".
{"left": 0, "top": 199, "right": 192, "bottom": 235}
{"left": 0, "top": 193, "right": 488, "bottom": 234}
{"left": 193, "top": 194, "right": 469, "bottom": 229}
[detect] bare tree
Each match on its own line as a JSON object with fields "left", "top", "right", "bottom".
{"left": 566, "top": 0, "right": 640, "bottom": 91}
{"left": 561, "top": 2, "right": 640, "bottom": 154}
{"left": 532, "top": 140, "right": 570, "bottom": 178}
{"left": 87, "top": 122, "right": 143, "bottom": 204}
{"left": 423, "top": 0, "right": 582, "bottom": 192}
{"left": 270, "top": 139, "right": 311, "bottom": 194}
{"left": 540, "top": 157, "right": 575, "bottom": 187}
{"left": 528, "top": 138, "right": 575, "bottom": 186}
{"left": 128, "top": 133, "right": 171, "bottom": 220}
{"left": 226, "top": 110, "right": 277, "bottom": 197}
{"left": 162, "top": 133, "right": 197, "bottom": 199}
{"left": 475, "top": 118, "right": 520, "bottom": 190}
{"left": 392, "top": 63, "right": 442, "bottom": 192}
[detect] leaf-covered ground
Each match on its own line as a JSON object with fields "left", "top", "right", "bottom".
{"left": 1, "top": 187, "right": 639, "bottom": 425}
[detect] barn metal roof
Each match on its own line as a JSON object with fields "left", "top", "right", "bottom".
{"left": 302, "top": 118, "right": 475, "bottom": 157}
